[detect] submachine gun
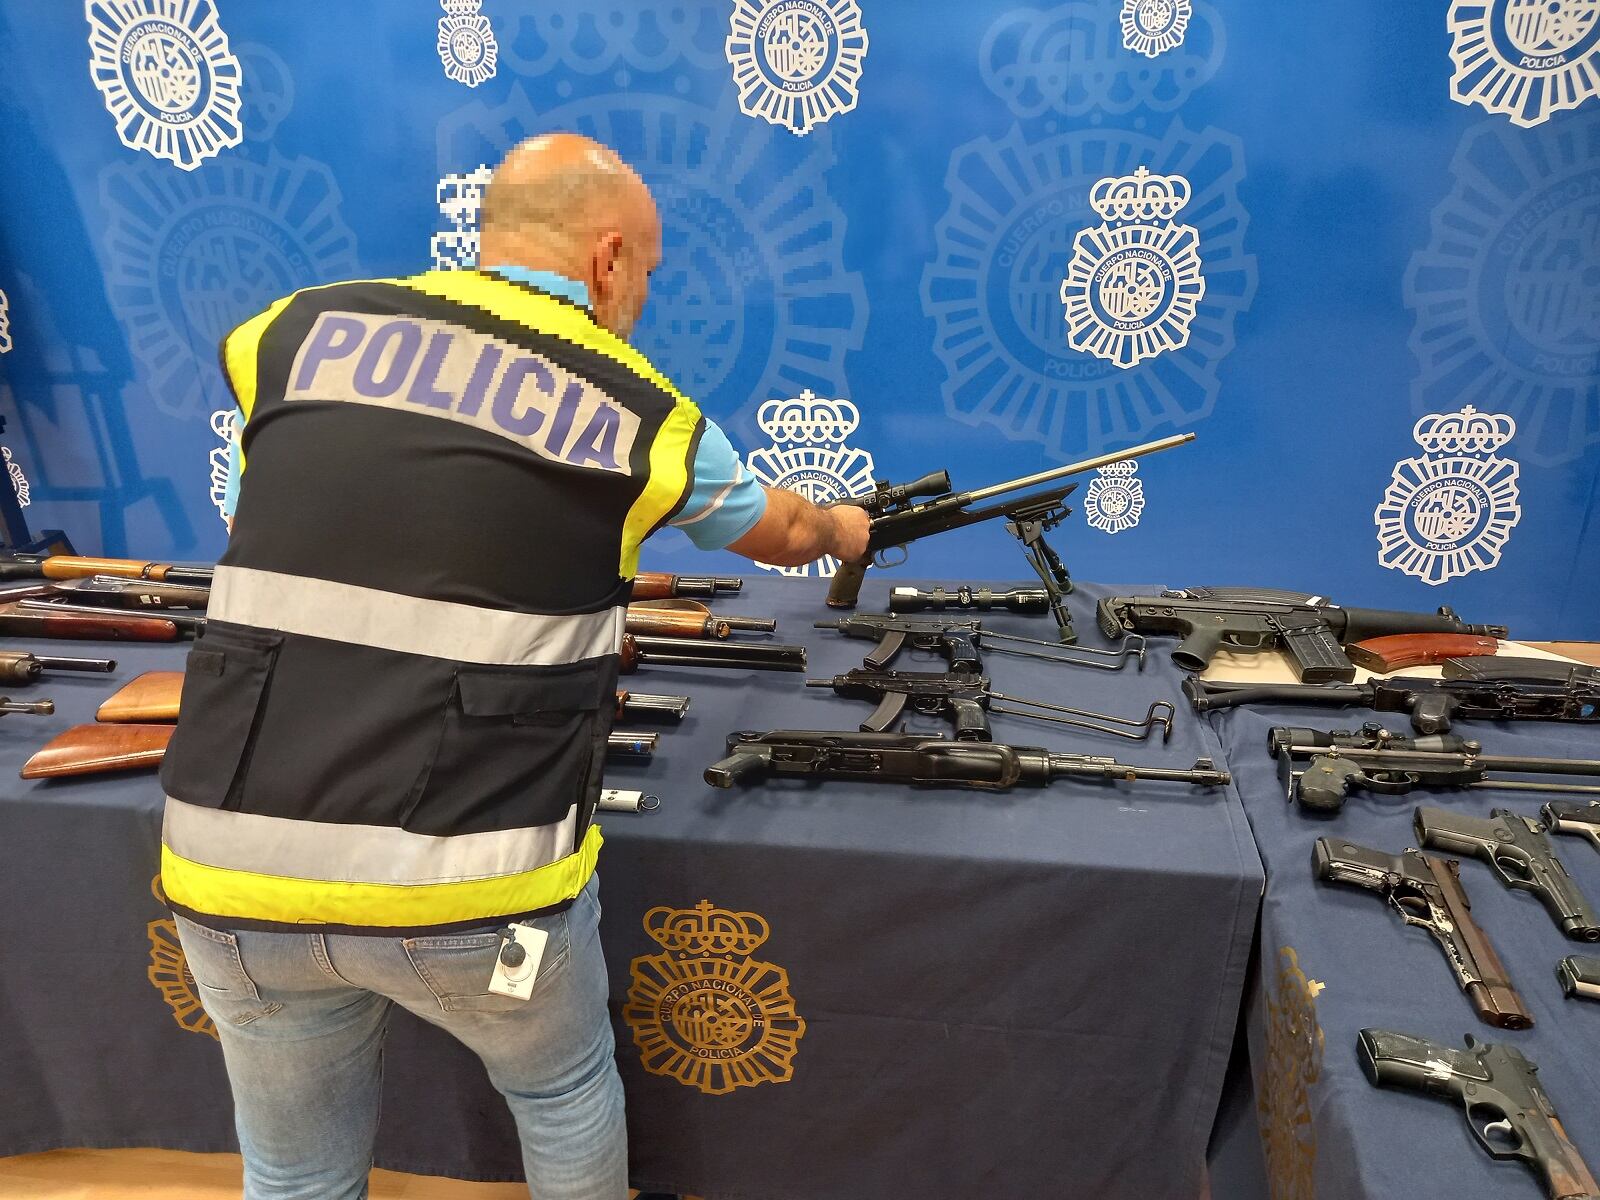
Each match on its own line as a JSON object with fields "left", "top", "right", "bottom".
{"left": 826, "top": 433, "right": 1196, "bottom": 643}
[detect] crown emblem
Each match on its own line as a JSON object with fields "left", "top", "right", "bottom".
{"left": 440, "top": 0, "right": 480, "bottom": 14}
{"left": 644, "top": 900, "right": 772, "bottom": 957}
{"left": 1411, "top": 405, "right": 1516, "bottom": 455}
{"left": 756, "top": 391, "right": 861, "bottom": 446}
{"left": 1089, "top": 165, "right": 1191, "bottom": 223}
{"left": 1097, "top": 458, "right": 1139, "bottom": 478}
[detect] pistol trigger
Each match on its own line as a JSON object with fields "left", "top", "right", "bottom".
{"left": 1466, "top": 1103, "right": 1527, "bottom": 1161}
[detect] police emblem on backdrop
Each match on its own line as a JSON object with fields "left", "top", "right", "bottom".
{"left": 1448, "top": 0, "right": 1600, "bottom": 127}
{"left": 1257, "top": 947, "right": 1324, "bottom": 1200}
{"left": 981, "top": 2, "right": 1224, "bottom": 118}
{"left": 85, "top": 0, "right": 244, "bottom": 171}
{"left": 0, "top": 288, "right": 10, "bottom": 354}
{"left": 207, "top": 408, "right": 235, "bottom": 523}
{"left": 1061, "top": 165, "right": 1206, "bottom": 369}
{"left": 145, "top": 876, "right": 219, "bottom": 1041}
{"left": 624, "top": 900, "right": 807, "bottom": 1095}
{"left": 1374, "top": 405, "right": 1522, "bottom": 586}
{"left": 99, "top": 45, "right": 359, "bottom": 421}
{"left": 1405, "top": 120, "right": 1600, "bottom": 465}
{"left": 743, "top": 392, "right": 876, "bottom": 577}
{"left": 437, "top": 84, "right": 865, "bottom": 434}
{"left": 437, "top": 0, "right": 498, "bottom": 89}
{"left": 1120, "top": 0, "right": 1192, "bottom": 58}
{"left": 432, "top": 165, "right": 494, "bottom": 271}
{"left": 1082, "top": 460, "right": 1144, "bottom": 534}
{"left": 726, "top": 0, "right": 869, "bottom": 136}
{"left": 3, "top": 449, "right": 31, "bottom": 509}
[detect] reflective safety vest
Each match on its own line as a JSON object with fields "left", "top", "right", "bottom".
{"left": 159, "top": 270, "right": 702, "bottom": 934}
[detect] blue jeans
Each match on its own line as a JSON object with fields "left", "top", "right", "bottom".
{"left": 175, "top": 875, "right": 626, "bottom": 1200}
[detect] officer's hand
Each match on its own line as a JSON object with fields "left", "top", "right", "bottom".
{"left": 828, "top": 503, "right": 872, "bottom": 563}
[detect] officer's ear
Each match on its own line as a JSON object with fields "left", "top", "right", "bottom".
{"left": 591, "top": 231, "right": 625, "bottom": 296}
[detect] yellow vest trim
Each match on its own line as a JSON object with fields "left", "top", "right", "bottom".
{"left": 161, "top": 823, "right": 603, "bottom": 928}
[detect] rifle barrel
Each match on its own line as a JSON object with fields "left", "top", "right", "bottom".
{"left": 960, "top": 433, "right": 1195, "bottom": 505}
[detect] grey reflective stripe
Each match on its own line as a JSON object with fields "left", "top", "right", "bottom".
{"left": 163, "top": 797, "right": 578, "bottom": 885}
{"left": 671, "top": 460, "right": 745, "bottom": 529}
{"left": 210, "top": 565, "right": 623, "bottom": 665}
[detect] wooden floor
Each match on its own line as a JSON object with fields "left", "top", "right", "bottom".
{"left": 0, "top": 1149, "right": 683, "bottom": 1199}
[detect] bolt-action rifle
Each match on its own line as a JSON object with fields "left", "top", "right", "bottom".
{"left": 1269, "top": 724, "right": 1600, "bottom": 817}
{"left": 826, "top": 433, "right": 1196, "bottom": 643}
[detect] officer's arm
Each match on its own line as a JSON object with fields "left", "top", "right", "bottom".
{"left": 726, "top": 489, "right": 869, "bottom": 567}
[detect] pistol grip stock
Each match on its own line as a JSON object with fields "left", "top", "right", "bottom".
{"left": 949, "top": 697, "right": 990, "bottom": 741}
{"left": 826, "top": 559, "right": 869, "bottom": 609}
{"left": 704, "top": 747, "right": 770, "bottom": 788}
{"left": 861, "top": 689, "right": 908, "bottom": 734}
{"left": 1282, "top": 622, "right": 1358, "bottom": 684}
{"left": 1172, "top": 623, "right": 1225, "bottom": 673}
{"left": 1290, "top": 753, "right": 1357, "bottom": 816}
{"left": 944, "top": 631, "right": 982, "bottom": 674}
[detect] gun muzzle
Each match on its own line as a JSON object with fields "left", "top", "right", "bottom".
{"left": 0, "top": 698, "right": 54, "bottom": 716}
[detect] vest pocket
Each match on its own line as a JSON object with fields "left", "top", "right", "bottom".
{"left": 160, "top": 625, "right": 284, "bottom": 809}
{"left": 403, "top": 660, "right": 608, "bottom": 835}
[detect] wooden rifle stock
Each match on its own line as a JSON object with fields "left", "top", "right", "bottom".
{"left": 0, "top": 603, "right": 178, "bottom": 641}
{"left": 1347, "top": 633, "right": 1501, "bottom": 673}
{"left": 22, "top": 723, "right": 173, "bottom": 778}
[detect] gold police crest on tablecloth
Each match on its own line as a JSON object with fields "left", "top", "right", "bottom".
{"left": 624, "top": 900, "right": 806, "bottom": 1095}
{"left": 1257, "top": 946, "right": 1324, "bottom": 1200}
{"left": 146, "top": 874, "right": 218, "bottom": 1041}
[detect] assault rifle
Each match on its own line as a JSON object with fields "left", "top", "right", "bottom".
{"left": 806, "top": 667, "right": 1173, "bottom": 741}
{"left": 827, "top": 433, "right": 1195, "bottom": 643}
{"left": 1416, "top": 806, "right": 1600, "bottom": 943}
{"left": 1313, "top": 837, "right": 1532, "bottom": 1029}
{"left": 1185, "top": 667, "right": 1600, "bottom": 735}
{"left": 1358, "top": 1031, "right": 1599, "bottom": 1200}
{"left": 705, "top": 729, "right": 1228, "bottom": 790}
{"left": 1270, "top": 723, "right": 1600, "bottom": 817}
{"left": 1098, "top": 587, "right": 1505, "bottom": 683}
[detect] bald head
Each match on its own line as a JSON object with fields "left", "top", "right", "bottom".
{"left": 479, "top": 134, "right": 661, "bottom": 338}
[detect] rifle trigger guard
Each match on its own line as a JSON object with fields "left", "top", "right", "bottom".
{"left": 874, "top": 546, "right": 909, "bottom": 569}
{"left": 1362, "top": 770, "right": 1421, "bottom": 796}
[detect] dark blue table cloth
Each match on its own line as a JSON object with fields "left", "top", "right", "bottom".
{"left": 1204, "top": 699, "right": 1600, "bottom": 1200}
{"left": 0, "top": 575, "right": 1262, "bottom": 1199}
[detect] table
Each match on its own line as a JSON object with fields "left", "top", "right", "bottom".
{"left": 1202, "top": 685, "right": 1600, "bottom": 1200}
{"left": 0, "top": 576, "right": 1262, "bottom": 1199}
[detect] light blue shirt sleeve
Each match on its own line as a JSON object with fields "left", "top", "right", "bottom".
{"left": 222, "top": 407, "right": 242, "bottom": 520}
{"left": 667, "top": 419, "right": 768, "bottom": 550}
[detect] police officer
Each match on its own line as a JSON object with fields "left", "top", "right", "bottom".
{"left": 165, "top": 133, "right": 870, "bottom": 1200}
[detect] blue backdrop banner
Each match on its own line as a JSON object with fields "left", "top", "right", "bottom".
{"left": 0, "top": 1, "right": 1596, "bottom": 636}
